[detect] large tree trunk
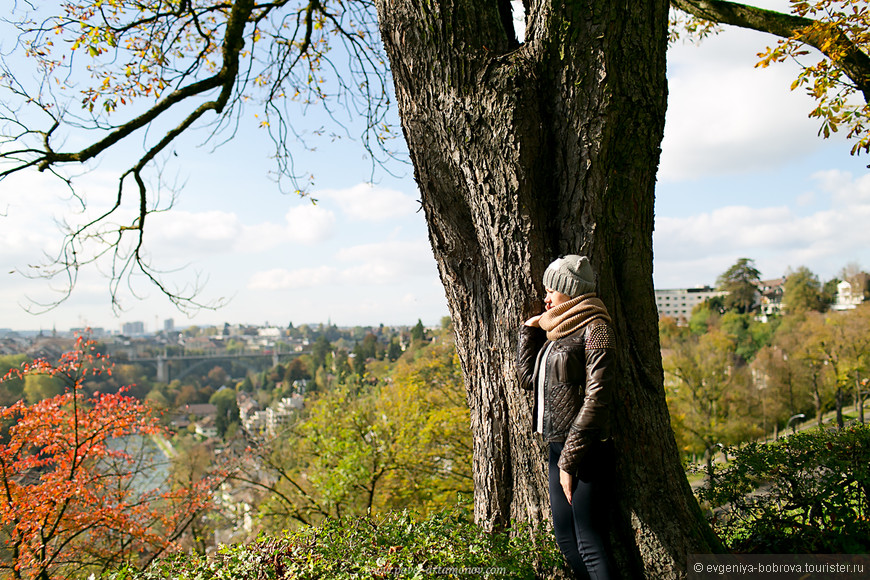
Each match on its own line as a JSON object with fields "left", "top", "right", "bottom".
{"left": 374, "top": 0, "right": 721, "bottom": 576}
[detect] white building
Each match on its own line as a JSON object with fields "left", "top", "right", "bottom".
{"left": 654, "top": 286, "right": 726, "bottom": 322}
{"left": 265, "top": 394, "right": 304, "bottom": 437}
{"left": 832, "top": 278, "right": 866, "bottom": 311}
{"left": 239, "top": 392, "right": 304, "bottom": 438}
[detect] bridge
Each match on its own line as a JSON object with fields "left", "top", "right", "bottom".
{"left": 129, "top": 349, "right": 301, "bottom": 382}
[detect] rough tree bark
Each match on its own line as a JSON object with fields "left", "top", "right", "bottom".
{"left": 373, "top": 0, "right": 721, "bottom": 576}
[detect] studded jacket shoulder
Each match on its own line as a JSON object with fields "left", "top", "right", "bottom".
{"left": 517, "top": 319, "right": 616, "bottom": 474}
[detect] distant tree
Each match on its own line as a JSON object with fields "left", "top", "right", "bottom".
{"left": 98, "top": 363, "right": 153, "bottom": 399}
{"left": 822, "top": 277, "right": 841, "bottom": 306}
{"left": 351, "top": 333, "right": 381, "bottom": 378}
{"left": 0, "top": 356, "right": 26, "bottom": 406}
{"left": 0, "top": 336, "right": 217, "bottom": 580}
{"left": 22, "top": 373, "right": 65, "bottom": 404}
{"left": 689, "top": 301, "right": 721, "bottom": 335}
{"left": 174, "top": 383, "right": 202, "bottom": 407}
{"left": 210, "top": 388, "right": 240, "bottom": 439}
{"left": 296, "top": 325, "right": 314, "bottom": 341}
{"left": 241, "top": 334, "right": 472, "bottom": 529}
{"left": 663, "top": 326, "right": 760, "bottom": 481}
{"left": 331, "top": 349, "right": 351, "bottom": 382}
{"left": 782, "top": 313, "right": 838, "bottom": 427}
{"left": 749, "top": 346, "right": 798, "bottom": 436}
{"left": 717, "top": 258, "right": 762, "bottom": 314}
{"left": 839, "top": 261, "right": 865, "bottom": 283}
{"left": 145, "top": 388, "right": 171, "bottom": 409}
{"left": 225, "top": 338, "right": 246, "bottom": 354}
{"left": 238, "top": 375, "right": 254, "bottom": 393}
{"left": 719, "top": 311, "right": 777, "bottom": 362}
{"left": 387, "top": 338, "right": 403, "bottom": 363}
{"left": 410, "top": 319, "right": 426, "bottom": 343}
{"left": 824, "top": 306, "right": 870, "bottom": 425}
{"left": 311, "top": 336, "right": 331, "bottom": 373}
{"left": 358, "top": 333, "right": 379, "bottom": 360}
{"left": 284, "top": 358, "right": 311, "bottom": 383}
{"left": 783, "top": 266, "right": 826, "bottom": 314}
{"left": 183, "top": 326, "right": 201, "bottom": 338}
{"left": 658, "top": 316, "right": 682, "bottom": 344}
{"left": 206, "top": 365, "right": 230, "bottom": 389}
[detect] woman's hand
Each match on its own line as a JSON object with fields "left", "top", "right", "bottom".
{"left": 524, "top": 314, "right": 543, "bottom": 327}
{"left": 559, "top": 468, "right": 573, "bottom": 505}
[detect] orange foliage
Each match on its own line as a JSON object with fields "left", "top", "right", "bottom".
{"left": 0, "top": 335, "right": 217, "bottom": 580}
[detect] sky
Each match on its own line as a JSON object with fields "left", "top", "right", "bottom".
{"left": 1, "top": 1, "right": 868, "bottom": 333}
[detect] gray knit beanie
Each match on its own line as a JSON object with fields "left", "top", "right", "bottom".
{"left": 542, "top": 255, "right": 595, "bottom": 298}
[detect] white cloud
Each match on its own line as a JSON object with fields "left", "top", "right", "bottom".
{"left": 248, "top": 266, "right": 338, "bottom": 290}
{"left": 812, "top": 169, "right": 870, "bottom": 204}
{"left": 150, "top": 210, "right": 242, "bottom": 252}
{"left": 144, "top": 201, "right": 335, "bottom": 258}
{"left": 283, "top": 203, "right": 336, "bottom": 243}
{"left": 337, "top": 239, "right": 434, "bottom": 278}
{"left": 248, "top": 239, "right": 435, "bottom": 291}
{"left": 317, "top": 183, "right": 418, "bottom": 221}
{"left": 654, "top": 171, "right": 870, "bottom": 286}
{"left": 0, "top": 170, "right": 127, "bottom": 263}
{"left": 660, "top": 25, "right": 826, "bottom": 181}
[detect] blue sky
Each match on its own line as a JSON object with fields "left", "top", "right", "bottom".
{"left": 1, "top": 1, "right": 868, "bottom": 332}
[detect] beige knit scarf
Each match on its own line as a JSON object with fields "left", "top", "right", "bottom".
{"left": 538, "top": 293, "right": 611, "bottom": 341}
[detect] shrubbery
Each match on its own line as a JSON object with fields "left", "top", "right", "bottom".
{"left": 104, "top": 507, "right": 562, "bottom": 579}
{"left": 697, "top": 425, "right": 870, "bottom": 553}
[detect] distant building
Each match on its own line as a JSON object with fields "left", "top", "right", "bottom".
{"left": 182, "top": 403, "right": 218, "bottom": 418}
{"left": 654, "top": 286, "right": 726, "bottom": 322}
{"left": 194, "top": 415, "right": 218, "bottom": 439}
{"left": 238, "top": 392, "right": 303, "bottom": 438}
{"left": 258, "top": 327, "right": 281, "bottom": 338}
{"left": 122, "top": 321, "right": 146, "bottom": 336}
{"left": 183, "top": 336, "right": 220, "bottom": 352}
{"left": 758, "top": 277, "right": 786, "bottom": 318}
{"left": 164, "top": 318, "right": 175, "bottom": 332}
{"left": 265, "top": 395, "right": 304, "bottom": 437}
{"left": 71, "top": 327, "right": 108, "bottom": 338}
{"left": 832, "top": 275, "right": 869, "bottom": 311}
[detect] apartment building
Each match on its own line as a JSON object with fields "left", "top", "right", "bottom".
{"left": 654, "top": 286, "right": 727, "bottom": 321}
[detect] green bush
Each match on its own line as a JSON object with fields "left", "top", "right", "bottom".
{"left": 105, "top": 507, "right": 562, "bottom": 579}
{"left": 697, "top": 424, "right": 870, "bottom": 553}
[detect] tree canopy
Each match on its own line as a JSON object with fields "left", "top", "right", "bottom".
{"left": 783, "top": 265, "right": 828, "bottom": 313}
{"left": 0, "top": 336, "right": 218, "bottom": 579}
{"left": 717, "top": 257, "right": 762, "bottom": 313}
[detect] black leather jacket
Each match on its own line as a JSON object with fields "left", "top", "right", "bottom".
{"left": 517, "top": 320, "right": 615, "bottom": 473}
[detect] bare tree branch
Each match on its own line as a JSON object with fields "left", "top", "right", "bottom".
{"left": 0, "top": 0, "right": 394, "bottom": 314}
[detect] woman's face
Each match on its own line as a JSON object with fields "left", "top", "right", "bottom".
{"left": 544, "top": 288, "right": 572, "bottom": 310}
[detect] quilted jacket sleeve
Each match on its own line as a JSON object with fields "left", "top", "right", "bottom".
{"left": 557, "top": 320, "right": 616, "bottom": 474}
{"left": 517, "top": 324, "right": 546, "bottom": 391}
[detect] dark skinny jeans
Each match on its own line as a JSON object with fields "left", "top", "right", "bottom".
{"left": 548, "top": 440, "right": 613, "bottom": 580}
